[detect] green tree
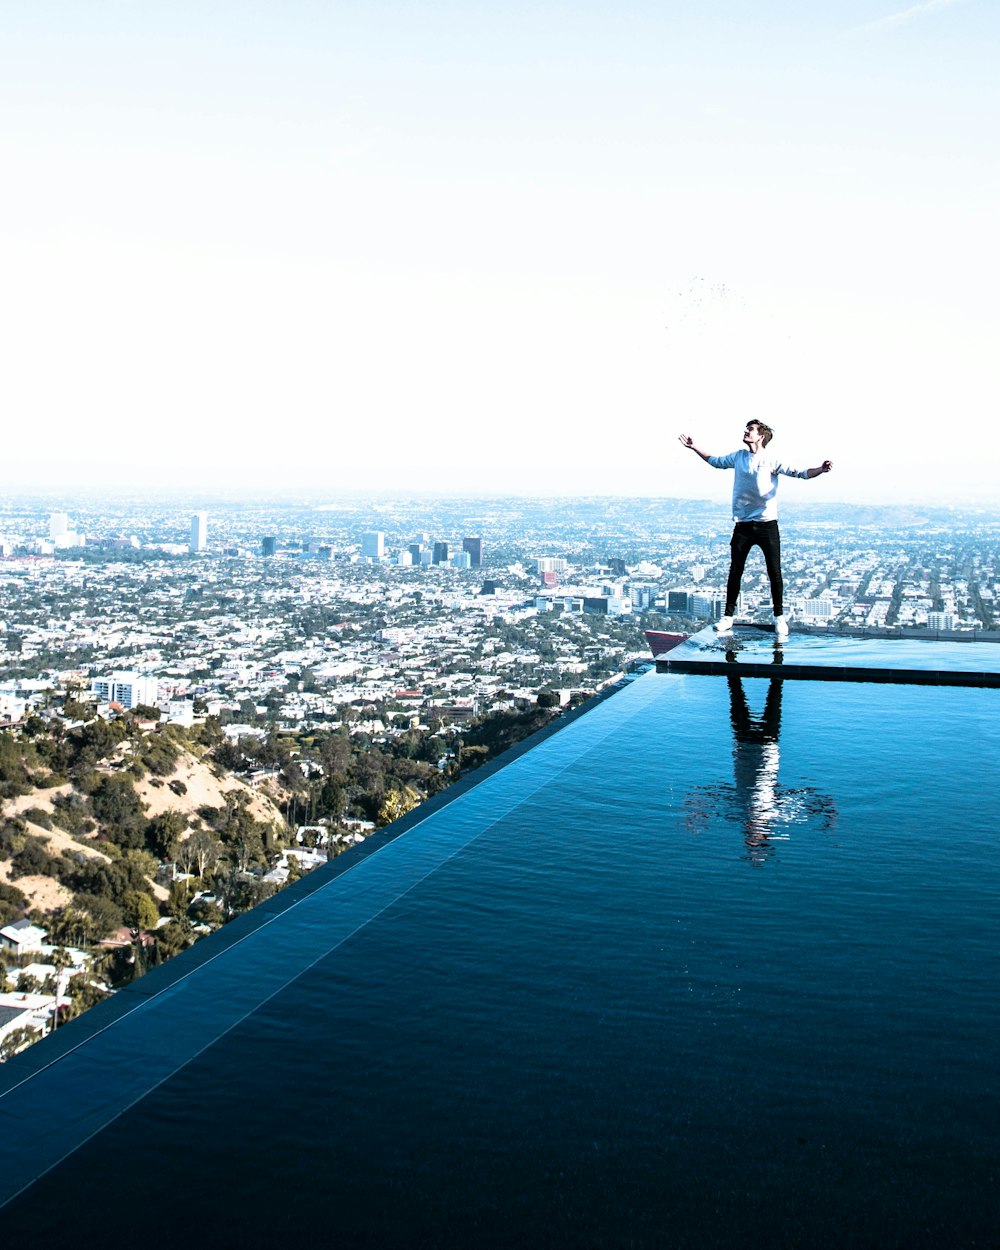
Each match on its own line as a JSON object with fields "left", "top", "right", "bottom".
{"left": 0, "top": 731, "right": 34, "bottom": 798}
{"left": 155, "top": 918, "right": 193, "bottom": 960}
{"left": 166, "top": 877, "right": 196, "bottom": 916}
{"left": 9, "top": 836, "right": 60, "bottom": 880}
{"left": 47, "top": 905, "right": 90, "bottom": 947}
{"left": 0, "top": 881, "right": 28, "bottom": 926}
{"left": 89, "top": 774, "right": 148, "bottom": 848}
{"left": 377, "top": 786, "right": 420, "bottom": 827}
{"left": 214, "top": 868, "right": 275, "bottom": 919}
{"left": 139, "top": 730, "right": 181, "bottom": 777}
{"left": 121, "top": 889, "right": 159, "bottom": 931}
{"left": 72, "top": 892, "right": 124, "bottom": 941}
{"left": 0, "top": 1026, "right": 42, "bottom": 1061}
{"left": 189, "top": 896, "right": 224, "bottom": 929}
{"left": 318, "top": 777, "right": 346, "bottom": 820}
{"left": 74, "top": 716, "right": 124, "bottom": 764}
{"left": 66, "top": 973, "right": 109, "bottom": 1018}
{"left": 147, "top": 810, "right": 187, "bottom": 860}
{"left": 181, "top": 828, "right": 223, "bottom": 879}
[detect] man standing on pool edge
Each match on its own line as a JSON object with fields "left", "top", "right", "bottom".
{"left": 678, "top": 423, "right": 833, "bottom": 636}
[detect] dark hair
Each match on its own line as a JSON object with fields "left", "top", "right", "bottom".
{"left": 746, "top": 420, "right": 773, "bottom": 447}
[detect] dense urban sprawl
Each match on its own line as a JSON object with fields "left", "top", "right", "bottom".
{"left": 1, "top": 495, "right": 996, "bottom": 726}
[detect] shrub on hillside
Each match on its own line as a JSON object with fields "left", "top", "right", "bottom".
{"left": 9, "top": 835, "right": 61, "bottom": 880}
{"left": 0, "top": 881, "right": 28, "bottom": 925}
{"left": 21, "top": 806, "right": 54, "bottom": 831}
{"left": 88, "top": 774, "right": 148, "bottom": 849}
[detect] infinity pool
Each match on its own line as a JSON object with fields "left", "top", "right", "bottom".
{"left": 2, "top": 649, "right": 998, "bottom": 1248}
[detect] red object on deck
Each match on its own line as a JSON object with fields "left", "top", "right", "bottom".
{"left": 644, "top": 630, "right": 687, "bottom": 657}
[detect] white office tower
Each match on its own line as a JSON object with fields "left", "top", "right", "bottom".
{"left": 453, "top": 551, "right": 472, "bottom": 569}
{"left": 361, "top": 531, "right": 385, "bottom": 560}
{"left": 190, "top": 512, "right": 208, "bottom": 553}
{"left": 47, "top": 512, "right": 84, "bottom": 549}
{"left": 91, "top": 672, "right": 159, "bottom": 710}
{"left": 395, "top": 550, "right": 413, "bottom": 566}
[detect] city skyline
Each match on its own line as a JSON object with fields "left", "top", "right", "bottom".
{"left": 1, "top": 2, "right": 997, "bottom": 504}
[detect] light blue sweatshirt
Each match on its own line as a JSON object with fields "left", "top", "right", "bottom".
{"left": 706, "top": 448, "right": 811, "bottom": 522}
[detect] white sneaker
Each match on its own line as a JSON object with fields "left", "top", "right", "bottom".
{"left": 714, "top": 615, "right": 734, "bottom": 633}
{"left": 773, "top": 614, "right": 789, "bottom": 637}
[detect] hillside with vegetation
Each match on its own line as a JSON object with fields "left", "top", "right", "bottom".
{"left": 0, "top": 693, "right": 569, "bottom": 1049}
{"left": 0, "top": 710, "right": 283, "bottom": 959}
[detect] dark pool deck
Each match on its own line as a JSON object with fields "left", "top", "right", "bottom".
{"left": 657, "top": 622, "right": 1000, "bottom": 686}
{"left": 1, "top": 632, "right": 998, "bottom": 1248}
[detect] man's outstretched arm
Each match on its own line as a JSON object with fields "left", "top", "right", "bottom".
{"left": 678, "top": 433, "right": 713, "bottom": 463}
{"left": 804, "top": 460, "right": 834, "bottom": 479}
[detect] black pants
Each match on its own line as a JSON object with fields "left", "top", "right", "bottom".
{"left": 725, "top": 520, "right": 783, "bottom": 617}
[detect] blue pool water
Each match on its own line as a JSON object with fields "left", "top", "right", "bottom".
{"left": 1, "top": 659, "right": 998, "bottom": 1247}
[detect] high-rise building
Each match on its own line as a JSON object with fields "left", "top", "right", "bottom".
{"left": 361, "top": 532, "right": 385, "bottom": 560}
{"left": 462, "top": 537, "right": 483, "bottom": 568}
{"left": 48, "top": 512, "right": 84, "bottom": 549}
{"left": 91, "top": 672, "right": 158, "bottom": 710}
{"left": 261, "top": 536, "right": 277, "bottom": 558}
{"left": 190, "top": 512, "right": 207, "bottom": 553}
{"left": 691, "top": 593, "right": 727, "bottom": 620}
{"left": 433, "top": 542, "right": 449, "bottom": 565}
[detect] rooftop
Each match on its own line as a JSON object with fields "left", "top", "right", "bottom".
{"left": 1, "top": 628, "right": 998, "bottom": 1247}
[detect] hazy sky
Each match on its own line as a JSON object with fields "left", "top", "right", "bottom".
{"left": 1, "top": 1, "right": 996, "bottom": 504}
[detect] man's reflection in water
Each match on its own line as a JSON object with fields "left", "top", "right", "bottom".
{"left": 685, "top": 673, "right": 837, "bottom": 864}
